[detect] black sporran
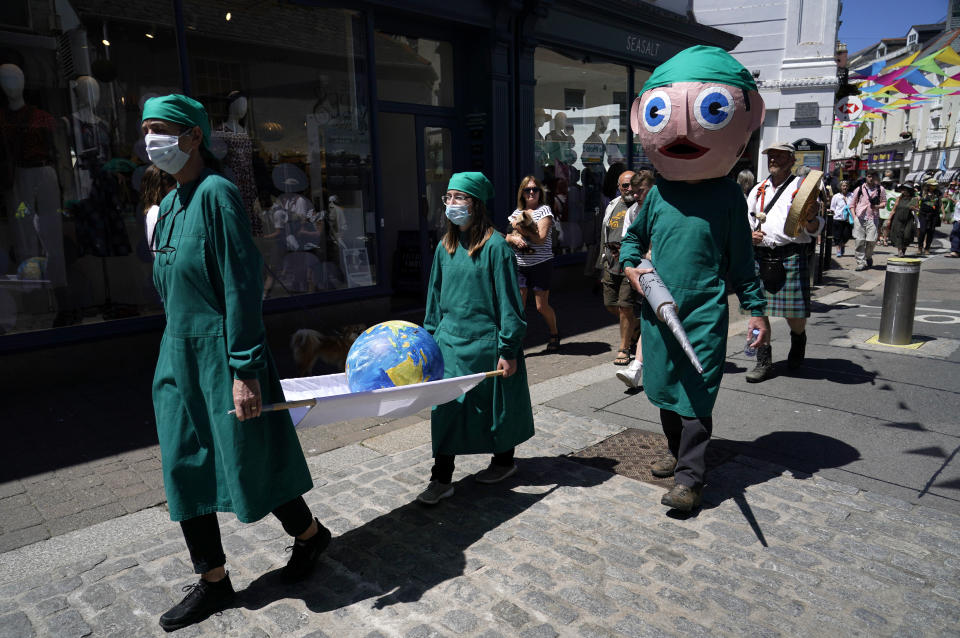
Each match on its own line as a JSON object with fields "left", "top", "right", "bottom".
{"left": 757, "top": 255, "right": 786, "bottom": 293}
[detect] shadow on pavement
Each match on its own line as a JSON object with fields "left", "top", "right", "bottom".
{"left": 775, "top": 357, "right": 878, "bottom": 384}
{"left": 525, "top": 340, "right": 611, "bottom": 358}
{"left": 239, "top": 455, "right": 617, "bottom": 613}
{"left": 691, "top": 431, "right": 862, "bottom": 544}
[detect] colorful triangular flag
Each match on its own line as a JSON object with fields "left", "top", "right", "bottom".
{"left": 934, "top": 46, "right": 960, "bottom": 67}
{"left": 887, "top": 51, "right": 919, "bottom": 70}
{"left": 898, "top": 68, "right": 936, "bottom": 87}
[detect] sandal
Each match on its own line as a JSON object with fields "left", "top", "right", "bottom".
{"left": 546, "top": 334, "right": 561, "bottom": 352}
{"left": 614, "top": 349, "right": 631, "bottom": 366}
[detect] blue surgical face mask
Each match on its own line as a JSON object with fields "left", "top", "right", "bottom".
{"left": 145, "top": 132, "right": 191, "bottom": 175}
{"left": 445, "top": 204, "right": 471, "bottom": 227}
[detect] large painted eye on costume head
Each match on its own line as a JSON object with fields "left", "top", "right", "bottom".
{"left": 693, "top": 86, "right": 735, "bottom": 130}
{"left": 641, "top": 90, "right": 672, "bottom": 133}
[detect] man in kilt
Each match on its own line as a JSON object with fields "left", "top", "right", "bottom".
{"left": 745, "top": 143, "right": 824, "bottom": 382}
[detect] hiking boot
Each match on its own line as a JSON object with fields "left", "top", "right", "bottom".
{"left": 474, "top": 463, "right": 518, "bottom": 484}
{"left": 787, "top": 331, "right": 807, "bottom": 370}
{"left": 616, "top": 359, "right": 643, "bottom": 389}
{"left": 745, "top": 345, "right": 773, "bottom": 383}
{"left": 650, "top": 456, "right": 677, "bottom": 478}
{"left": 159, "top": 574, "right": 235, "bottom": 632}
{"left": 660, "top": 484, "right": 702, "bottom": 512}
{"left": 281, "top": 518, "right": 332, "bottom": 583}
{"left": 417, "top": 480, "right": 454, "bottom": 505}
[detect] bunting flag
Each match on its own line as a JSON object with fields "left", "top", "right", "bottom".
{"left": 850, "top": 60, "right": 887, "bottom": 79}
{"left": 942, "top": 78, "right": 960, "bottom": 87}
{"left": 888, "top": 51, "right": 919, "bottom": 69}
{"left": 898, "top": 68, "right": 936, "bottom": 87}
{"left": 891, "top": 79, "right": 922, "bottom": 95}
{"left": 934, "top": 46, "right": 960, "bottom": 67}
{"left": 911, "top": 49, "right": 949, "bottom": 75}
{"left": 874, "top": 68, "right": 909, "bottom": 84}
{"left": 861, "top": 97, "right": 885, "bottom": 108}
{"left": 898, "top": 105, "right": 924, "bottom": 110}
{"left": 922, "top": 87, "right": 953, "bottom": 96}
{"left": 886, "top": 98, "right": 918, "bottom": 108}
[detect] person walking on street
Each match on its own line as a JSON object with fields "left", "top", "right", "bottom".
{"left": 829, "top": 180, "right": 853, "bottom": 257}
{"left": 889, "top": 184, "right": 918, "bottom": 258}
{"left": 616, "top": 171, "right": 655, "bottom": 389}
{"left": 142, "top": 95, "right": 329, "bottom": 632}
{"left": 948, "top": 195, "right": 960, "bottom": 257}
{"left": 419, "top": 172, "right": 535, "bottom": 505}
{"left": 598, "top": 170, "right": 638, "bottom": 365}
{"left": 850, "top": 170, "right": 883, "bottom": 271}
{"left": 917, "top": 179, "right": 942, "bottom": 256}
{"left": 505, "top": 175, "right": 561, "bottom": 351}
{"left": 745, "top": 143, "right": 825, "bottom": 382}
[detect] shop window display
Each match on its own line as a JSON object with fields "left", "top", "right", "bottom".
{"left": 533, "top": 48, "right": 630, "bottom": 257}
{"left": 0, "top": 2, "right": 377, "bottom": 337}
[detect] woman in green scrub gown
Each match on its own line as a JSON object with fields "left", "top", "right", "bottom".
{"left": 417, "top": 172, "right": 535, "bottom": 505}
{"left": 141, "top": 95, "right": 328, "bottom": 632}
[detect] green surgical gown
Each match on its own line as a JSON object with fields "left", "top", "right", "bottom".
{"left": 152, "top": 169, "right": 312, "bottom": 522}
{"left": 620, "top": 177, "right": 767, "bottom": 417}
{"left": 424, "top": 233, "right": 535, "bottom": 455}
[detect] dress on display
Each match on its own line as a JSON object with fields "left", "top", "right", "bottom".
{"left": 213, "top": 125, "right": 260, "bottom": 235}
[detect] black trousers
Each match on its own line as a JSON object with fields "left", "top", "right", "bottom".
{"left": 430, "top": 448, "right": 515, "bottom": 484}
{"left": 917, "top": 213, "right": 938, "bottom": 251}
{"left": 660, "top": 409, "right": 713, "bottom": 488}
{"left": 179, "top": 496, "right": 313, "bottom": 574}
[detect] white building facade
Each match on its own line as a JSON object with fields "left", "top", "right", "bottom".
{"left": 692, "top": 0, "right": 841, "bottom": 176}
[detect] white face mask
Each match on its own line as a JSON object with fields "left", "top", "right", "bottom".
{"left": 145, "top": 132, "right": 191, "bottom": 175}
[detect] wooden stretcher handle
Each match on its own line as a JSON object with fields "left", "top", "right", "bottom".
{"left": 227, "top": 397, "right": 318, "bottom": 415}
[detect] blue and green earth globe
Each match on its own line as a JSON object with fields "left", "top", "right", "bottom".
{"left": 345, "top": 320, "right": 444, "bottom": 392}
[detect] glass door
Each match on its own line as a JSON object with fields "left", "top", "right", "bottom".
{"left": 376, "top": 112, "right": 458, "bottom": 300}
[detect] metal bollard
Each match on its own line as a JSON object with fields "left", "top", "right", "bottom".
{"left": 878, "top": 257, "right": 921, "bottom": 345}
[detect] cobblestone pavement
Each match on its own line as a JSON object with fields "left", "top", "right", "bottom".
{"left": 3, "top": 405, "right": 959, "bottom": 638}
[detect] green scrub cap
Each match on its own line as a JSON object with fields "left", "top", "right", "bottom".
{"left": 448, "top": 172, "right": 495, "bottom": 203}
{"left": 141, "top": 94, "right": 212, "bottom": 150}
{"left": 641, "top": 45, "right": 757, "bottom": 94}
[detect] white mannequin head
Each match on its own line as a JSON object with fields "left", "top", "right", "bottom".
{"left": 552, "top": 112, "right": 567, "bottom": 132}
{"left": 0, "top": 64, "right": 25, "bottom": 109}
{"left": 228, "top": 96, "right": 247, "bottom": 122}
{"left": 76, "top": 75, "right": 100, "bottom": 110}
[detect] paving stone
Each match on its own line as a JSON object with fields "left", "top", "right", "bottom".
{"left": 613, "top": 614, "right": 675, "bottom": 638}
{"left": 79, "top": 582, "right": 117, "bottom": 611}
{"left": 644, "top": 545, "right": 686, "bottom": 566}
{"left": 405, "top": 624, "right": 449, "bottom": 638}
{"left": 20, "top": 576, "right": 83, "bottom": 604}
{"left": 43, "top": 610, "right": 91, "bottom": 638}
{"left": 654, "top": 587, "right": 706, "bottom": 613}
{"left": 492, "top": 599, "right": 531, "bottom": 629}
{"left": 522, "top": 589, "right": 579, "bottom": 625}
{"left": 440, "top": 609, "right": 478, "bottom": 633}
{"left": 0, "top": 611, "right": 35, "bottom": 638}
{"left": 519, "top": 624, "right": 559, "bottom": 638}
{"left": 82, "top": 557, "right": 139, "bottom": 585}
{"left": 265, "top": 603, "right": 309, "bottom": 633}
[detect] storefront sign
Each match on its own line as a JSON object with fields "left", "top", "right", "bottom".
{"left": 829, "top": 157, "right": 859, "bottom": 172}
{"left": 868, "top": 151, "right": 905, "bottom": 163}
{"left": 834, "top": 96, "right": 862, "bottom": 122}
{"left": 927, "top": 128, "right": 946, "bottom": 145}
{"left": 625, "top": 35, "right": 663, "bottom": 59}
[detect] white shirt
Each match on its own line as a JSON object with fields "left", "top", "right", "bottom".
{"left": 513, "top": 205, "right": 554, "bottom": 266}
{"left": 145, "top": 204, "right": 159, "bottom": 249}
{"left": 830, "top": 192, "right": 852, "bottom": 221}
{"left": 747, "top": 175, "right": 824, "bottom": 247}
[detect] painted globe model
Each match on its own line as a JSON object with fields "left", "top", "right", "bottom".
{"left": 345, "top": 320, "right": 444, "bottom": 392}
{"left": 17, "top": 257, "right": 47, "bottom": 280}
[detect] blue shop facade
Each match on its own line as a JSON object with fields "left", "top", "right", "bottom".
{"left": 0, "top": 0, "right": 738, "bottom": 351}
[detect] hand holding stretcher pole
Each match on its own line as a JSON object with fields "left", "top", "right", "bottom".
{"left": 630, "top": 259, "right": 704, "bottom": 374}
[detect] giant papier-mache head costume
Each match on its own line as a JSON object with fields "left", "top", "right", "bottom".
{"left": 630, "top": 46, "right": 765, "bottom": 181}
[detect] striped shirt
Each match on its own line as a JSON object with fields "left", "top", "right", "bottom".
{"left": 512, "top": 205, "right": 554, "bottom": 266}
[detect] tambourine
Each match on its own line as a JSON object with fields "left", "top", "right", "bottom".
{"left": 784, "top": 169, "right": 824, "bottom": 237}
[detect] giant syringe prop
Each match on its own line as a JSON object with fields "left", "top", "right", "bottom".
{"left": 634, "top": 259, "right": 704, "bottom": 374}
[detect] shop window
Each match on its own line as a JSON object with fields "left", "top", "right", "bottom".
{"left": 374, "top": 33, "right": 453, "bottom": 107}
{"left": 533, "top": 47, "right": 630, "bottom": 256}
{"left": 0, "top": 2, "right": 377, "bottom": 338}
{"left": 630, "top": 68, "right": 652, "bottom": 171}
{"left": 0, "top": 1, "right": 182, "bottom": 335}
{"left": 183, "top": 2, "right": 377, "bottom": 298}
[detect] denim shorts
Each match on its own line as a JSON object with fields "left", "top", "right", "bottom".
{"left": 517, "top": 259, "right": 553, "bottom": 292}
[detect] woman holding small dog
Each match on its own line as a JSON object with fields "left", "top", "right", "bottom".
{"left": 141, "top": 95, "right": 329, "bottom": 632}
{"left": 419, "top": 172, "right": 535, "bottom": 505}
{"left": 505, "top": 176, "right": 561, "bottom": 351}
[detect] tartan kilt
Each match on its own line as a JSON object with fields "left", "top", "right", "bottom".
{"left": 757, "top": 250, "right": 811, "bottom": 318}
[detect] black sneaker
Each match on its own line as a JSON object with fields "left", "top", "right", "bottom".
{"left": 159, "top": 574, "right": 235, "bottom": 632}
{"left": 281, "top": 518, "right": 332, "bottom": 583}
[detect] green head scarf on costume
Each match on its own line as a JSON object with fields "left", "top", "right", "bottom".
{"left": 641, "top": 45, "right": 757, "bottom": 95}
{"left": 448, "top": 172, "right": 495, "bottom": 204}
{"left": 141, "top": 94, "right": 212, "bottom": 151}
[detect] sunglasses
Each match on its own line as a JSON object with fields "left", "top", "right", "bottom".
{"left": 619, "top": 182, "right": 633, "bottom": 188}
{"left": 523, "top": 187, "right": 541, "bottom": 194}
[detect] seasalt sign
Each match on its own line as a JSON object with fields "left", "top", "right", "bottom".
{"left": 626, "top": 35, "right": 662, "bottom": 58}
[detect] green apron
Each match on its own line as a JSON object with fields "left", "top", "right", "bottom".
{"left": 152, "top": 170, "right": 312, "bottom": 523}
{"left": 424, "top": 233, "right": 535, "bottom": 455}
{"left": 620, "top": 177, "right": 766, "bottom": 417}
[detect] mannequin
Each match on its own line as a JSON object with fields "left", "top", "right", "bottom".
{"left": 544, "top": 112, "right": 575, "bottom": 165}
{"left": 70, "top": 75, "right": 111, "bottom": 197}
{"left": 606, "top": 127, "right": 625, "bottom": 164}
{"left": 213, "top": 91, "right": 259, "bottom": 233}
{"left": 582, "top": 115, "right": 607, "bottom": 166}
{"left": 0, "top": 64, "right": 69, "bottom": 303}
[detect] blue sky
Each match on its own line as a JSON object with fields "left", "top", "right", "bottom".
{"left": 838, "top": 0, "right": 947, "bottom": 54}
